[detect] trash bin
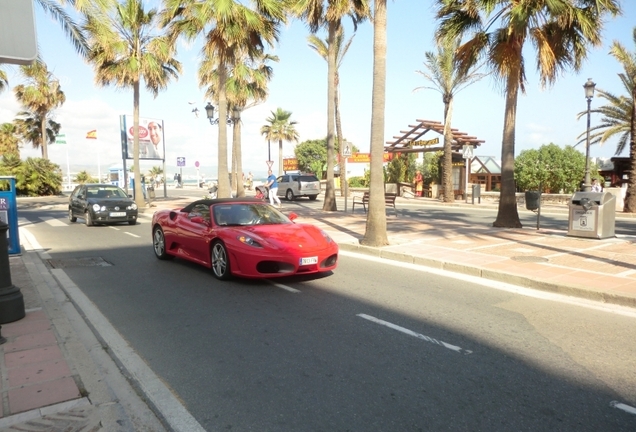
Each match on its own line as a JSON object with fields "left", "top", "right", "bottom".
{"left": 147, "top": 186, "right": 155, "bottom": 199}
{"left": 471, "top": 184, "right": 481, "bottom": 204}
{"left": 0, "top": 177, "right": 20, "bottom": 255}
{"left": 567, "top": 191, "right": 615, "bottom": 239}
{"left": 525, "top": 191, "right": 541, "bottom": 211}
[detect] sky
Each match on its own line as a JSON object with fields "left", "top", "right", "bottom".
{"left": 1, "top": 0, "right": 635, "bottom": 181}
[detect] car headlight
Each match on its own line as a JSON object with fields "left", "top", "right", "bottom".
{"left": 92, "top": 204, "right": 102, "bottom": 212}
{"left": 129, "top": 203, "right": 138, "bottom": 210}
{"left": 320, "top": 230, "right": 333, "bottom": 243}
{"left": 238, "top": 235, "right": 263, "bottom": 248}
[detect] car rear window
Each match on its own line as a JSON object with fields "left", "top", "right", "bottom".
{"left": 299, "top": 175, "right": 319, "bottom": 182}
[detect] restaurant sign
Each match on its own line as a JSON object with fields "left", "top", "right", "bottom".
{"left": 283, "top": 158, "right": 299, "bottom": 171}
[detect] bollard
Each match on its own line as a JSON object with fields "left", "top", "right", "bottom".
{"left": 0, "top": 221, "right": 25, "bottom": 324}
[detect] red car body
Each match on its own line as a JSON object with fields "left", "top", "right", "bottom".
{"left": 151, "top": 198, "right": 338, "bottom": 280}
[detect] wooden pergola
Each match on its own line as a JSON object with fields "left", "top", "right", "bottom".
{"left": 385, "top": 119, "right": 485, "bottom": 153}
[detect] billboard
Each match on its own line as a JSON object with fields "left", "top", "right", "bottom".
{"left": 120, "top": 115, "right": 165, "bottom": 160}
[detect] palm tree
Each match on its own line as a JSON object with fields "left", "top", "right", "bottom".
{"left": 361, "top": 0, "right": 388, "bottom": 246}
{"left": 414, "top": 38, "right": 486, "bottom": 203}
{"left": 307, "top": 30, "right": 356, "bottom": 197}
{"left": 13, "top": 110, "right": 61, "bottom": 156}
{"left": 0, "top": 123, "right": 21, "bottom": 157}
{"left": 13, "top": 61, "right": 65, "bottom": 160}
{"left": 290, "top": 0, "right": 369, "bottom": 212}
{"left": 83, "top": 0, "right": 182, "bottom": 208}
{"left": 200, "top": 52, "right": 278, "bottom": 197}
{"left": 436, "top": 0, "right": 621, "bottom": 228}
{"left": 261, "top": 108, "right": 299, "bottom": 176}
{"left": 162, "top": 0, "right": 285, "bottom": 199}
{"left": 0, "top": 68, "right": 8, "bottom": 93}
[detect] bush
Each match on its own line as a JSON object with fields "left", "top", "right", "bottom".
{"left": 348, "top": 176, "right": 366, "bottom": 187}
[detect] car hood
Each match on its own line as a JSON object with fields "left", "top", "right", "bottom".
{"left": 231, "top": 223, "right": 333, "bottom": 251}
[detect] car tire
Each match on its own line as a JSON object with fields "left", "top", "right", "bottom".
{"left": 85, "top": 211, "right": 93, "bottom": 226}
{"left": 211, "top": 241, "right": 231, "bottom": 280}
{"left": 286, "top": 189, "right": 295, "bottom": 201}
{"left": 68, "top": 208, "right": 77, "bottom": 223}
{"left": 308, "top": 195, "right": 318, "bottom": 201}
{"left": 128, "top": 220, "right": 136, "bottom": 225}
{"left": 153, "top": 227, "right": 173, "bottom": 260}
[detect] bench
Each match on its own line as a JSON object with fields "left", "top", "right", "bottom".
{"left": 352, "top": 191, "right": 398, "bottom": 216}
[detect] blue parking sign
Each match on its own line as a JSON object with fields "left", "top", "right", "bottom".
{"left": 177, "top": 157, "right": 186, "bottom": 167}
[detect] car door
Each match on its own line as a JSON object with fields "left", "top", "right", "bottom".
{"left": 176, "top": 203, "right": 212, "bottom": 265}
{"left": 277, "top": 175, "right": 288, "bottom": 197}
{"left": 70, "top": 185, "right": 86, "bottom": 217}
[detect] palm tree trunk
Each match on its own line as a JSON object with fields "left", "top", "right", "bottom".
{"left": 231, "top": 131, "right": 238, "bottom": 194}
{"left": 40, "top": 115, "right": 48, "bottom": 159}
{"left": 442, "top": 97, "right": 454, "bottom": 203}
{"left": 217, "top": 65, "right": 230, "bottom": 198}
{"left": 278, "top": 139, "right": 283, "bottom": 176}
{"left": 132, "top": 81, "right": 144, "bottom": 208}
{"left": 362, "top": 0, "right": 388, "bottom": 247}
{"left": 336, "top": 75, "right": 346, "bottom": 198}
{"left": 493, "top": 69, "right": 522, "bottom": 228}
{"left": 624, "top": 87, "right": 636, "bottom": 212}
{"left": 323, "top": 21, "right": 338, "bottom": 212}
{"left": 235, "top": 108, "right": 245, "bottom": 197}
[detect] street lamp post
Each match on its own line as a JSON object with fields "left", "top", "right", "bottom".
{"left": 583, "top": 78, "right": 596, "bottom": 192}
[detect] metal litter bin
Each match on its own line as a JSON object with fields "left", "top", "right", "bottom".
{"left": 567, "top": 191, "right": 615, "bottom": 239}
{"left": 147, "top": 186, "right": 155, "bottom": 199}
{"left": 471, "top": 184, "right": 481, "bottom": 204}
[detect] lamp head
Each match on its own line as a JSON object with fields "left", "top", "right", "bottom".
{"left": 204, "top": 102, "right": 215, "bottom": 120}
{"left": 583, "top": 78, "right": 596, "bottom": 99}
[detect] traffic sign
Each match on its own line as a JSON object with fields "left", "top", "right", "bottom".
{"left": 177, "top": 157, "right": 186, "bottom": 167}
{"left": 462, "top": 144, "right": 474, "bottom": 159}
{"left": 343, "top": 143, "right": 352, "bottom": 157}
{"left": 195, "top": 160, "right": 200, "bottom": 168}
{"left": 266, "top": 160, "right": 274, "bottom": 169}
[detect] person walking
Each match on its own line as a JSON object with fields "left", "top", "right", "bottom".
{"left": 265, "top": 170, "right": 282, "bottom": 208}
{"left": 591, "top": 179, "right": 602, "bottom": 192}
{"left": 414, "top": 170, "right": 424, "bottom": 197}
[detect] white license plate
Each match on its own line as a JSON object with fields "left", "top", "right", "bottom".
{"left": 110, "top": 212, "right": 126, "bottom": 217}
{"left": 305, "top": 184, "right": 316, "bottom": 189}
{"left": 300, "top": 256, "right": 318, "bottom": 266}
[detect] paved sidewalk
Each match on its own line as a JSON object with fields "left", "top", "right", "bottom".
{"left": 2, "top": 191, "right": 635, "bottom": 431}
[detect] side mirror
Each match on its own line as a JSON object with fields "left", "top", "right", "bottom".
{"left": 288, "top": 212, "right": 298, "bottom": 221}
{"left": 191, "top": 216, "right": 210, "bottom": 226}
{"left": 77, "top": 194, "right": 84, "bottom": 199}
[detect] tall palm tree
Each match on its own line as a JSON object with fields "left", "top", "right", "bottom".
{"left": 13, "top": 110, "right": 61, "bottom": 156}
{"left": 0, "top": 123, "right": 21, "bottom": 157}
{"left": 13, "top": 61, "right": 65, "bottom": 160}
{"left": 414, "top": 37, "right": 486, "bottom": 203}
{"left": 261, "top": 108, "right": 299, "bottom": 176}
{"left": 83, "top": 0, "right": 182, "bottom": 208}
{"left": 162, "top": 0, "right": 285, "bottom": 199}
{"left": 361, "top": 0, "right": 388, "bottom": 246}
{"left": 290, "top": 0, "right": 369, "bottom": 212}
{"left": 436, "top": 0, "right": 621, "bottom": 228}
{"left": 307, "top": 30, "right": 356, "bottom": 197}
{"left": 201, "top": 52, "right": 278, "bottom": 197}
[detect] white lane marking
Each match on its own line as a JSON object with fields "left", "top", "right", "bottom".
{"left": 267, "top": 280, "right": 301, "bottom": 293}
{"left": 610, "top": 401, "right": 636, "bottom": 415}
{"left": 357, "top": 314, "right": 472, "bottom": 355}
{"left": 124, "top": 232, "right": 140, "bottom": 238}
{"left": 38, "top": 216, "right": 67, "bottom": 227}
{"left": 109, "top": 226, "right": 120, "bottom": 230}
{"left": 19, "top": 227, "right": 51, "bottom": 259}
{"left": 339, "top": 250, "right": 636, "bottom": 319}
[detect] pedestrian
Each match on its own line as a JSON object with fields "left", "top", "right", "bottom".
{"left": 265, "top": 169, "right": 281, "bottom": 208}
{"left": 414, "top": 170, "right": 423, "bottom": 197}
{"left": 247, "top": 172, "right": 254, "bottom": 190}
{"left": 591, "top": 179, "right": 602, "bottom": 192}
{"left": 141, "top": 174, "right": 147, "bottom": 200}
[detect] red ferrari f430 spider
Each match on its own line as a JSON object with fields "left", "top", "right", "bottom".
{"left": 151, "top": 198, "right": 338, "bottom": 280}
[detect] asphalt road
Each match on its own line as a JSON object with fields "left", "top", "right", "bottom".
{"left": 16, "top": 196, "right": 636, "bottom": 431}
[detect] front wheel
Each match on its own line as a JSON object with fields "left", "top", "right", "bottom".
{"left": 68, "top": 208, "right": 77, "bottom": 223}
{"left": 211, "top": 241, "right": 231, "bottom": 280}
{"left": 85, "top": 211, "right": 93, "bottom": 226}
{"left": 286, "top": 189, "right": 295, "bottom": 201}
{"left": 153, "top": 227, "right": 173, "bottom": 260}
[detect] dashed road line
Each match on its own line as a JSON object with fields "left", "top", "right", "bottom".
{"left": 267, "top": 281, "right": 301, "bottom": 293}
{"left": 610, "top": 401, "right": 636, "bottom": 415}
{"left": 357, "top": 313, "right": 473, "bottom": 355}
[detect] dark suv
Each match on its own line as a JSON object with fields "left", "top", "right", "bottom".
{"left": 276, "top": 174, "right": 321, "bottom": 201}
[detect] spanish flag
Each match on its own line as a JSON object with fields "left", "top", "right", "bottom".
{"left": 86, "top": 130, "right": 97, "bottom": 139}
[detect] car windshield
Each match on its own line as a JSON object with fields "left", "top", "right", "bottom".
{"left": 213, "top": 203, "right": 292, "bottom": 227}
{"left": 87, "top": 186, "right": 128, "bottom": 199}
